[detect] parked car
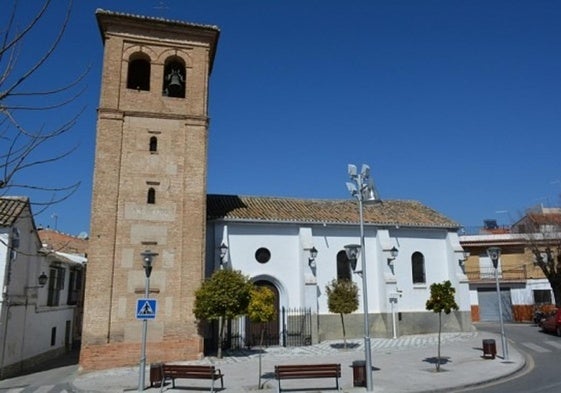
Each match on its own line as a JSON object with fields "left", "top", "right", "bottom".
{"left": 541, "top": 309, "right": 561, "bottom": 336}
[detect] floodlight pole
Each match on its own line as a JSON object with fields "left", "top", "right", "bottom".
{"left": 347, "top": 164, "right": 378, "bottom": 391}
{"left": 357, "top": 190, "right": 373, "bottom": 391}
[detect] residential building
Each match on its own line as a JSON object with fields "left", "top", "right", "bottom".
{"left": 37, "top": 228, "right": 88, "bottom": 347}
{"left": 0, "top": 198, "right": 85, "bottom": 379}
{"left": 460, "top": 210, "right": 558, "bottom": 323}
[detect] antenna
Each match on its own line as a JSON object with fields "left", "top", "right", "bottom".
{"left": 154, "top": 0, "right": 169, "bottom": 13}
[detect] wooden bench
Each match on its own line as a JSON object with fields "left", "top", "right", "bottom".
{"left": 274, "top": 363, "right": 341, "bottom": 392}
{"left": 160, "top": 364, "right": 224, "bottom": 392}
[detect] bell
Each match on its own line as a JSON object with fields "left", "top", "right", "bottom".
{"left": 166, "top": 69, "right": 184, "bottom": 96}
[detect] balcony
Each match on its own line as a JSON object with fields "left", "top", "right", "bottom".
{"left": 465, "top": 266, "right": 528, "bottom": 282}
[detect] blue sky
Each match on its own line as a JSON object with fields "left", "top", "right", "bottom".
{"left": 6, "top": 0, "right": 561, "bottom": 235}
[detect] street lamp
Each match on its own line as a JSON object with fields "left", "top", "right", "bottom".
{"left": 139, "top": 250, "right": 158, "bottom": 392}
{"left": 486, "top": 247, "right": 508, "bottom": 361}
{"left": 308, "top": 246, "right": 318, "bottom": 268}
{"left": 38, "top": 272, "right": 48, "bottom": 287}
{"left": 218, "top": 242, "right": 229, "bottom": 266}
{"left": 345, "top": 163, "right": 380, "bottom": 391}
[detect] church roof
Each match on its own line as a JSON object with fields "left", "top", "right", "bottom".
{"left": 207, "top": 194, "right": 459, "bottom": 229}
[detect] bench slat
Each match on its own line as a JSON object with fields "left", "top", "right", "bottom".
{"left": 274, "top": 363, "right": 341, "bottom": 392}
{"left": 160, "top": 364, "right": 224, "bottom": 393}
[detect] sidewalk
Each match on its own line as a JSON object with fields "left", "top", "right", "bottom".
{"left": 72, "top": 330, "right": 525, "bottom": 393}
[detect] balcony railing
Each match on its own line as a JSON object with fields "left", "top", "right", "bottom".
{"left": 465, "top": 266, "right": 528, "bottom": 281}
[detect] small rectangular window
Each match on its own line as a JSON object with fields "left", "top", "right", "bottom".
{"left": 534, "top": 289, "right": 552, "bottom": 304}
{"left": 51, "top": 327, "right": 57, "bottom": 346}
{"left": 47, "top": 267, "right": 65, "bottom": 306}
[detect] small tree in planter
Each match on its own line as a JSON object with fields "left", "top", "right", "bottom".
{"left": 248, "top": 286, "right": 276, "bottom": 389}
{"left": 325, "top": 279, "right": 359, "bottom": 349}
{"left": 193, "top": 269, "right": 253, "bottom": 358}
{"left": 425, "top": 280, "right": 459, "bottom": 372}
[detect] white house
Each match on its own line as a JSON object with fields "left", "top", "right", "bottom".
{"left": 206, "top": 194, "right": 471, "bottom": 348}
{"left": 0, "top": 197, "right": 86, "bottom": 379}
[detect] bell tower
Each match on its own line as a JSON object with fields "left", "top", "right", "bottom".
{"left": 80, "top": 10, "right": 219, "bottom": 370}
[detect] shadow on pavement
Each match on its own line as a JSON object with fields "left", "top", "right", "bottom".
{"left": 17, "top": 347, "right": 80, "bottom": 377}
{"left": 422, "top": 356, "right": 451, "bottom": 365}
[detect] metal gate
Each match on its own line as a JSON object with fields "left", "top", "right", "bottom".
{"left": 479, "top": 288, "right": 513, "bottom": 322}
{"left": 282, "top": 307, "right": 312, "bottom": 347}
{"left": 224, "top": 307, "right": 312, "bottom": 350}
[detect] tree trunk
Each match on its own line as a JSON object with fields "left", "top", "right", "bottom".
{"left": 258, "top": 326, "right": 264, "bottom": 389}
{"left": 436, "top": 312, "right": 442, "bottom": 372}
{"left": 551, "top": 277, "right": 561, "bottom": 307}
{"left": 340, "top": 313, "right": 347, "bottom": 349}
{"left": 217, "top": 316, "right": 225, "bottom": 359}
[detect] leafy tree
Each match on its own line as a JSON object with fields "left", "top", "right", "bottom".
{"left": 1, "top": 0, "right": 87, "bottom": 213}
{"left": 325, "top": 279, "right": 359, "bottom": 349}
{"left": 248, "top": 286, "right": 276, "bottom": 346}
{"left": 247, "top": 286, "right": 276, "bottom": 389}
{"left": 425, "top": 280, "right": 459, "bottom": 372}
{"left": 194, "top": 269, "right": 253, "bottom": 358}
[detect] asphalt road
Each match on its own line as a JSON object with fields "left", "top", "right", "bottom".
{"left": 458, "top": 322, "right": 561, "bottom": 393}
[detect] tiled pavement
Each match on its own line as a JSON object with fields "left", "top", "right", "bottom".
{"left": 69, "top": 330, "right": 526, "bottom": 393}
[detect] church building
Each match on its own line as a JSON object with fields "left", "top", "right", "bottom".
{"left": 81, "top": 10, "right": 470, "bottom": 371}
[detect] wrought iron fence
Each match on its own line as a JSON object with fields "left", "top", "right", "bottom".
{"left": 223, "top": 307, "right": 312, "bottom": 350}
{"left": 282, "top": 307, "right": 312, "bottom": 347}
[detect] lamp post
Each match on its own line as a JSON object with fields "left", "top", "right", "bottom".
{"left": 487, "top": 247, "right": 508, "bottom": 361}
{"left": 138, "top": 250, "right": 158, "bottom": 392}
{"left": 345, "top": 163, "right": 380, "bottom": 392}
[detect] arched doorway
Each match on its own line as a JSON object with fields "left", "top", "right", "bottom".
{"left": 246, "top": 280, "right": 280, "bottom": 347}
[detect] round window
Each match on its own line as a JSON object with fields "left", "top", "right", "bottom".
{"left": 255, "top": 247, "right": 271, "bottom": 264}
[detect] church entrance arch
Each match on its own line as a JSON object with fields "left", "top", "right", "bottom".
{"left": 246, "top": 280, "right": 280, "bottom": 347}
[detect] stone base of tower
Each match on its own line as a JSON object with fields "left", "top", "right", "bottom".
{"left": 79, "top": 337, "right": 204, "bottom": 371}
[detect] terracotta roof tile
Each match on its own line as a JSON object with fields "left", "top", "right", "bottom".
{"left": 38, "top": 228, "right": 88, "bottom": 255}
{"left": 207, "top": 195, "right": 459, "bottom": 229}
{"left": 0, "top": 197, "right": 29, "bottom": 227}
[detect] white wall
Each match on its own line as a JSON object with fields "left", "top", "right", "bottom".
{"left": 211, "top": 221, "right": 470, "bottom": 317}
{"left": 1, "top": 210, "right": 79, "bottom": 377}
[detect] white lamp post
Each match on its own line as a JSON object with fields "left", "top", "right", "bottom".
{"left": 487, "top": 247, "right": 509, "bottom": 361}
{"left": 345, "top": 163, "right": 380, "bottom": 391}
{"left": 138, "top": 250, "right": 158, "bottom": 392}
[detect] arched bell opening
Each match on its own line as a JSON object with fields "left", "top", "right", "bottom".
{"left": 162, "top": 56, "right": 186, "bottom": 98}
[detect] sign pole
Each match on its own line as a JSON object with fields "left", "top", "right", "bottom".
{"left": 138, "top": 275, "right": 150, "bottom": 392}
{"left": 138, "top": 250, "right": 157, "bottom": 392}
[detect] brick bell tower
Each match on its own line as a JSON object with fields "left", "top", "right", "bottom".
{"left": 80, "top": 10, "right": 219, "bottom": 370}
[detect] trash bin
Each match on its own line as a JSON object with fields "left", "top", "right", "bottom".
{"left": 482, "top": 339, "right": 496, "bottom": 359}
{"left": 352, "top": 360, "right": 366, "bottom": 387}
{"left": 150, "top": 363, "right": 163, "bottom": 387}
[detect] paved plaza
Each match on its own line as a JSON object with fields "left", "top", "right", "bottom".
{"left": 68, "top": 330, "right": 525, "bottom": 393}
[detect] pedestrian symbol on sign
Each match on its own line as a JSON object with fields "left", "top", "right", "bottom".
{"left": 136, "top": 298, "right": 157, "bottom": 320}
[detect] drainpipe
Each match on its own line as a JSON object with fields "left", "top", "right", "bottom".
{"left": 0, "top": 258, "right": 13, "bottom": 380}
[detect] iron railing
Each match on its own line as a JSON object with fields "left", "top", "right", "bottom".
{"left": 465, "top": 266, "right": 528, "bottom": 281}
{"left": 224, "top": 307, "right": 312, "bottom": 350}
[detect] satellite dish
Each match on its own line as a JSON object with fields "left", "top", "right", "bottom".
{"left": 78, "top": 232, "right": 89, "bottom": 239}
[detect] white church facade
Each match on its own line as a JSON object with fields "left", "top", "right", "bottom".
{"left": 206, "top": 194, "right": 472, "bottom": 346}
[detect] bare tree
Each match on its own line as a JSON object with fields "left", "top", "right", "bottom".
{"left": 0, "top": 0, "right": 88, "bottom": 214}
{"left": 514, "top": 206, "right": 561, "bottom": 306}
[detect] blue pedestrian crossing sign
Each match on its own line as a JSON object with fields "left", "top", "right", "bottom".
{"left": 136, "top": 298, "right": 157, "bottom": 320}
